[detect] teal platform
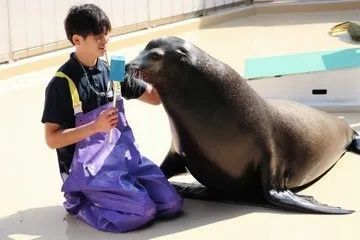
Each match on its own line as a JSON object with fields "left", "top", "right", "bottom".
{"left": 244, "top": 48, "right": 360, "bottom": 79}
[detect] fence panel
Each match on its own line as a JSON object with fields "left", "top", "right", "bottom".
{"left": 54, "top": 0, "right": 70, "bottom": 43}
{"left": 215, "top": 0, "right": 226, "bottom": 7}
{"left": 109, "top": 0, "right": 125, "bottom": 28}
{"left": 160, "top": 0, "right": 173, "bottom": 19}
{"left": 1, "top": 0, "right": 248, "bottom": 63}
{"left": 205, "top": 0, "right": 216, "bottom": 9}
{"left": 172, "top": 0, "right": 183, "bottom": 16}
{"left": 0, "top": 0, "right": 10, "bottom": 60}
{"left": 183, "top": 0, "right": 194, "bottom": 14}
{"left": 135, "top": 0, "right": 148, "bottom": 23}
{"left": 40, "top": 0, "right": 57, "bottom": 45}
{"left": 8, "top": 0, "right": 27, "bottom": 52}
{"left": 123, "top": 0, "right": 137, "bottom": 25}
{"left": 25, "top": 0, "right": 42, "bottom": 48}
{"left": 148, "top": 0, "right": 162, "bottom": 21}
{"left": 193, "top": 0, "right": 206, "bottom": 12}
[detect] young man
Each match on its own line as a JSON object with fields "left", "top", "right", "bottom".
{"left": 41, "top": 3, "right": 182, "bottom": 233}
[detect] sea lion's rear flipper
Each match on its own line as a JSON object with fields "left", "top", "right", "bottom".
{"left": 347, "top": 132, "right": 360, "bottom": 154}
{"left": 170, "top": 182, "right": 354, "bottom": 214}
{"left": 265, "top": 189, "right": 354, "bottom": 214}
{"left": 160, "top": 149, "right": 187, "bottom": 179}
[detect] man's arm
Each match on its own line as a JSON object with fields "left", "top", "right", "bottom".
{"left": 138, "top": 84, "right": 161, "bottom": 105}
{"left": 45, "top": 107, "right": 118, "bottom": 149}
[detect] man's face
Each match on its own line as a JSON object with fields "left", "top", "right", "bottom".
{"left": 74, "top": 32, "right": 109, "bottom": 58}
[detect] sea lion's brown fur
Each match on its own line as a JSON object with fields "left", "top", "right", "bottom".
{"left": 127, "top": 36, "right": 358, "bottom": 214}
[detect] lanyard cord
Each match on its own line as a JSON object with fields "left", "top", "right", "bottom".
{"left": 74, "top": 55, "right": 113, "bottom": 98}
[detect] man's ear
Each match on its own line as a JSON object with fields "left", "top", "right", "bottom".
{"left": 72, "top": 34, "right": 82, "bottom": 46}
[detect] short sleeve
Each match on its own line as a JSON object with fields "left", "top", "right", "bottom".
{"left": 41, "top": 77, "right": 74, "bottom": 128}
{"left": 120, "top": 74, "right": 147, "bottom": 100}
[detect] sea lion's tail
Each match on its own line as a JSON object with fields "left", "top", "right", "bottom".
{"left": 347, "top": 131, "right": 360, "bottom": 154}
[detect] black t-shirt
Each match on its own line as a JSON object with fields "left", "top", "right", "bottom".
{"left": 41, "top": 53, "right": 147, "bottom": 173}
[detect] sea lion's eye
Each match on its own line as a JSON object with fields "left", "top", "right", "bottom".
{"left": 149, "top": 52, "right": 162, "bottom": 61}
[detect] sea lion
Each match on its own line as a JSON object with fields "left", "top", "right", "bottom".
{"left": 126, "top": 36, "right": 360, "bottom": 214}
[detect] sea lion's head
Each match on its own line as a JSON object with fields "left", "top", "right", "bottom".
{"left": 126, "top": 36, "right": 197, "bottom": 88}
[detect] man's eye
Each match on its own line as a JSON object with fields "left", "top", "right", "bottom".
{"left": 94, "top": 34, "right": 106, "bottom": 41}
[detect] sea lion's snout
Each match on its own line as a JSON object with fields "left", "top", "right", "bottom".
{"left": 126, "top": 53, "right": 147, "bottom": 79}
{"left": 125, "top": 64, "right": 146, "bottom": 81}
{"left": 127, "top": 47, "right": 166, "bottom": 85}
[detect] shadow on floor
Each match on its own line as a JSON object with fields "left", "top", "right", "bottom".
{"left": 0, "top": 199, "right": 290, "bottom": 240}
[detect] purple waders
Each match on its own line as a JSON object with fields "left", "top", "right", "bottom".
{"left": 58, "top": 72, "right": 182, "bottom": 232}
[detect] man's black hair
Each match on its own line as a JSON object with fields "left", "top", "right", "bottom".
{"left": 64, "top": 4, "right": 111, "bottom": 45}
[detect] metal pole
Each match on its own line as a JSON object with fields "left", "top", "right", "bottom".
{"left": 202, "top": 0, "right": 206, "bottom": 16}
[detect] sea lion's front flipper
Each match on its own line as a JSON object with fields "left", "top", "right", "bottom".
{"left": 160, "top": 148, "right": 187, "bottom": 179}
{"left": 170, "top": 181, "right": 268, "bottom": 206}
{"left": 170, "top": 181, "right": 220, "bottom": 200}
{"left": 347, "top": 132, "right": 360, "bottom": 154}
{"left": 265, "top": 189, "right": 354, "bottom": 214}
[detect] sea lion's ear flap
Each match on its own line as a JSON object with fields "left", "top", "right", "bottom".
{"left": 175, "top": 48, "right": 187, "bottom": 57}
{"left": 177, "top": 47, "right": 187, "bottom": 55}
{"left": 175, "top": 47, "right": 192, "bottom": 64}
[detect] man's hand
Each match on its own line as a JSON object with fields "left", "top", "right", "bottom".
{"left": 93, "top": 107, "right": 119, "bottom": 133}
{"left": 45, "top": 107, "right": 119, "bottom": 149}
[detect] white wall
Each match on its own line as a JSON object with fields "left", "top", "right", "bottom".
{"left": 1, "top": 0, "right": 244, "bottom": 62}
{"left": 248, "top": 69, "right": 360, "bottom": 108}
{"left": 0, "top": 0, "right": 10, "bottom": 60}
